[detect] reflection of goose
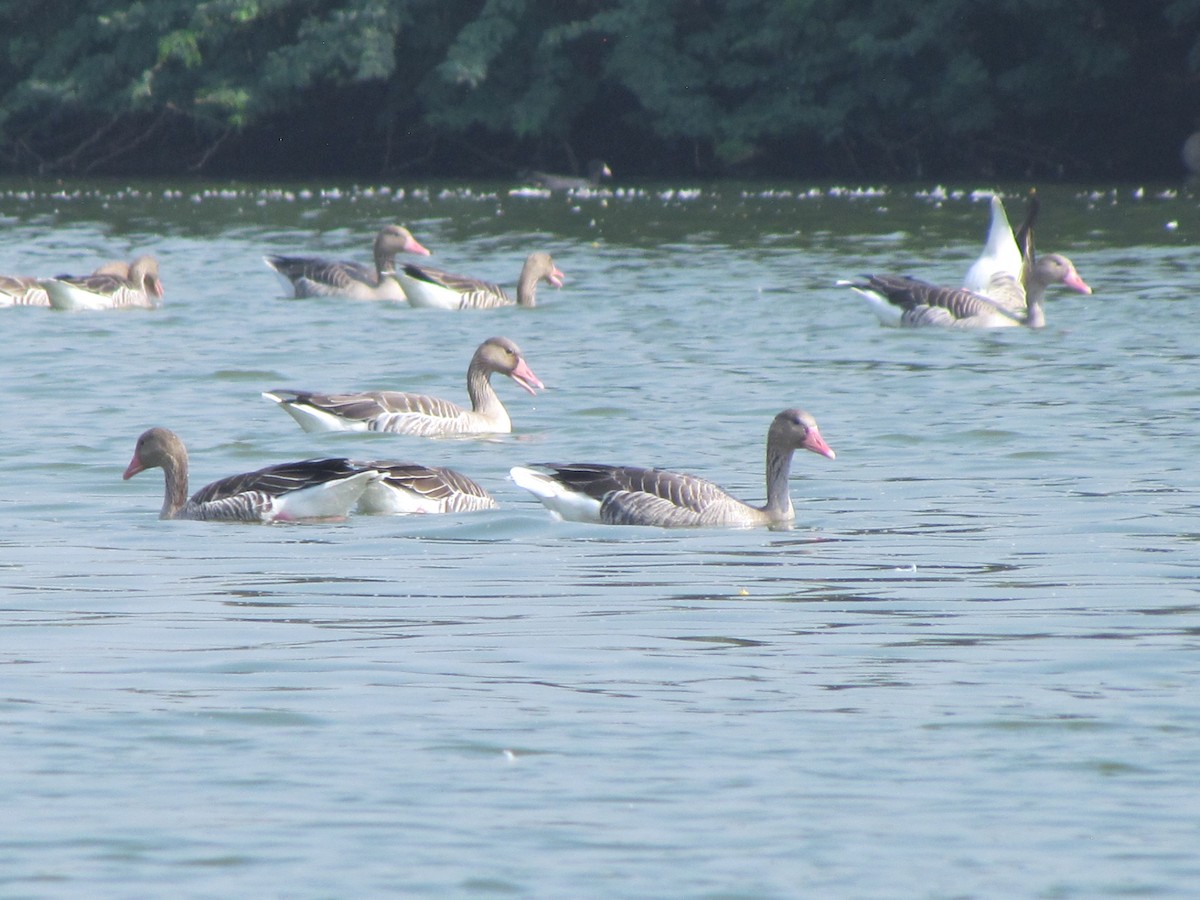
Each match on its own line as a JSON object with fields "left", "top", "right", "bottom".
{"left": 528, "top": 159, "right": 612, "bottom": 191}
{"left": 400, "top": 251, "right": 563, "bottom": 310}
{"left": 42, "top": 255, "right": 164, "bottom": 310}
{"left": 845, "top": 253, "right": 1091, "bottom": 329}
{"left": 122, "top": 427, "right": 381, "bottom": 522}
{"left": 511, "top": 409, "right": 835, "bottom": 528}
{"left": 263, "top": 336, "right": 543, "bottom": 437}
{"left": 354, "top": 461, "right": 498, "bottom": 514}
{"left": 265, "top": 225, "right": 430, "bottom": 300}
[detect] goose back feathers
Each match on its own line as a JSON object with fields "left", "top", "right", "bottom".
{"left": 511, "top": 409, "right": 835, "bottom": 528}
{"left": 400, "top": 251, "right": 563, "bottom": 309}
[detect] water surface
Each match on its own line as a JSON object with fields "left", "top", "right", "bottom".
{"left": 1, "top": 180, "right": 1198, "bottom": 898}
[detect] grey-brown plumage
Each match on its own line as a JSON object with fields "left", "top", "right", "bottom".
{"left": 847, "top": 252, "right": 1091, "bottom": 329}
{"left": 353, "top": 460, "right": 497, "bottom": 514}
{"left": 851, "top": 273, "right": 1027, "bottom": 327}
{"left": 265, "top": 225, "right": 430, "bottom": 300}
{"left": 1014, "top": 188, "right": 1040, "bottom": 289}
{"left": 528, "top": 159, "right": 612, "bottom": 192}
{"left": 511, "top": 409, "right": 836, "bottom": 528}
{"left": 122, "top": 427, "right": 381, "bottom": 522}
{"left": 400, "top": 251, "right": 564, "bottom": 309}
{"left": 0, "top": 274, "right": 47, "bottom": 307}
{"left": 42, "top": 255, "right": 164, "bottom": 310}
{"left": 263, "top": 336, "right": 544, "bottom": 436}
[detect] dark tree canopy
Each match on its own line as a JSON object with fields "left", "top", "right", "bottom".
{"left": 0, "top": 0, "right": 1196, "bottom": 180}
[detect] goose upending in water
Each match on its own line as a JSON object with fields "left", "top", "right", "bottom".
{"left": 510, "top": 409, "right": 835, "bottom": 528}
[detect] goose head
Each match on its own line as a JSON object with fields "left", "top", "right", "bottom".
{"left": 1031, "top": 253, "right": 1091, "bottom": 295}
{"left": 475, "top": 336, "right": 544, "bottom": 395}
{"left": 771, "top": 409, "right": 836, "bottom": 460}
{"left": 123, "top": 427, "right": 186, "bottom": 479}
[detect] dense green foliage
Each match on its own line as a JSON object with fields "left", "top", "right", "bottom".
{"left": 0, "top": 0, "right": 1195, "bottom": 179}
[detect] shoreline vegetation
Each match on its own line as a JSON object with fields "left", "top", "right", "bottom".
{"left": 1, "top": 2, "right": 1197, "bottom": 181}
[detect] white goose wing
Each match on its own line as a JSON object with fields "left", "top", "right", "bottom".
{"left": 964, "top": 194, "right": 1023, "bottom": 293}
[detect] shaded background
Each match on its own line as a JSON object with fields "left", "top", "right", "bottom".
{"left": 2, "top": 0, "right": 1199, "bottom": 181}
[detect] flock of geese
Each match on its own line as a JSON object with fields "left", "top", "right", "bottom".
{"left": 5, "top": 185, "right": 1091, "bottom": 529}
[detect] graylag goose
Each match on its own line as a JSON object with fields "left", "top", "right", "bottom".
{"left": 2, "top": 261, "right": 130, "bottom": 307}
{"left": 263, "top": 336, "right": 543, "bottom": 437}
{"left": 123, "top": 427, "right": 381, "bottom": 522}
{"left": 510, "top": 409, "right": 835, "bottom": 528}
{"left": 353, "top": 461, "right": 498, "bottom": 514}
{"left": 845, "top": 253, "right": 1091, "bottom": 329}
{"left": 528, "top": 160, "right": 612, "bottom": 192}
{"left": 40, "top": 255, "right": 163, "bottom": 310}
{"left": 400, "top": 251, "right": 563, "bottom": 310}
{"left": 265, "top": 225, "right": 430, "bottom": 300}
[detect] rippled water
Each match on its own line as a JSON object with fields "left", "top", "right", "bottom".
{"left": 2, "top": 180, "right": 1198, "bottom": 897}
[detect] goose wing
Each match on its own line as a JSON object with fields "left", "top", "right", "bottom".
{"left": 1014, "top": 189, "right": 1040, "bottom": 287}
{"left": 599, "top": 491, "right": 710, "bottom": 527}
{"left": 535, "top": 464, "right": 728, "bottom": 512}
{"left": 401, "top": 263, "right": 510, "bottom": 307}
{"left": 185, "top": 458, "right": 372, "bottom": 521}
{"left": 269, "top": 389, "right": 466, "bottom": 422}
{"left": 266, "top": 256, "right": 377, "bottom": 293}
{"left": 358, "top": 460, "right": 496, "bottom": 512}
{"left": 190, "top": 458, "right": 368, "bottom": 505}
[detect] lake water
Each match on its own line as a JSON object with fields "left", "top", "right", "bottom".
{"left": 1, "top": 179, "right": 1198, "bottom": 898}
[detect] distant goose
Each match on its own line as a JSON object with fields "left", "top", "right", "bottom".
{"left": 265, "top": 225, "right": 431, "bottom": 300}
{"left": 510, "top": 408, "right": 835, "bottom": 528}
{"left": 400, "top": 251, "right": 563, "bottom": 310}
{"left": 528, "top": 159, "right": 613, "bottom": 192}
{"left": 263, "top": 336, "right": 543, "bottom": 437}
{"left": 353, "top": 460, "right": 498, "bottom": 514}
{"left": 122, "top": 427, "right": 381, "bottom": 522}
{"left": 41, "top": 255, "right": 163, "bottom": 310}
{"left": 844, "top": 253, "right": 1092, "bottom": 329}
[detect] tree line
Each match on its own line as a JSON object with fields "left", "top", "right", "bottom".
{"left": 0, "top": 0, "right": 1197, "bottom": 181}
